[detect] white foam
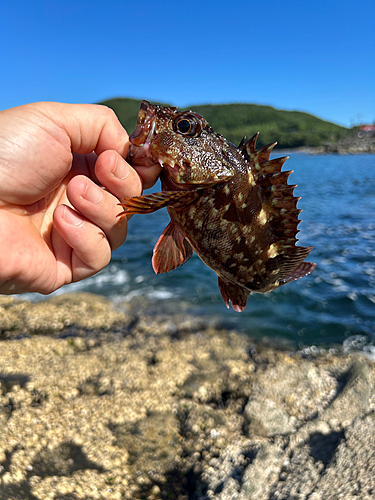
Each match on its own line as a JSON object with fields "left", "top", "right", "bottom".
{"left": 361, "top": 346, "right": 375, "bottom": 362}
{"left": 347, "top": 292, "right": 358, "bottom": 301}
{"left": 123, "top": 287, "right": 174, "bottom": 302}
{"left": 94, "top": 269, "right": 129, "bottom": 286}
{"left": 135, "top": 275, "right": 146, "bottom": 283}
{"left": 148, "top": 290, "right": 174, "bottom": 299}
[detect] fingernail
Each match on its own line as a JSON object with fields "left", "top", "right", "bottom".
{"left": 83, "top": 183, "right": 104, "bottom": 204}
{"left": 112, "top": 157, "right": 130, "bottom": 180}
{"left": 63, "top": 206, "right": 84, "bottom": 226}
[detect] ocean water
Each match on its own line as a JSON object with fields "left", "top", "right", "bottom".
{"left": 31, "top": 154, "right": 375, "bottom": 351}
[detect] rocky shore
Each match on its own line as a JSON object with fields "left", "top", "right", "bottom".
{"left": 1, "top": 293, "right": 375, "bottom": 500}
{"left": 304, "top": 134, "right": 375, "bottom": 155}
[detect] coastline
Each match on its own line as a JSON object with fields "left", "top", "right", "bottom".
{"left": 1, "top": 292, "right": 375, "bottom": 499}
{"left": 285, "top": 135, "right": 375, "bottom": 155}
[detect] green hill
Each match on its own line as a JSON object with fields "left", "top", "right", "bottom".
{"left": 99, "top": 97, "right": 348, "bottom": 149}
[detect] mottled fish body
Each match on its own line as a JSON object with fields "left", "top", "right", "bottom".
{"left": 119, "top": 101, "right": 316, "bottom": 311}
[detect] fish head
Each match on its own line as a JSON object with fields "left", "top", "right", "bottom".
{"left": 128, "top": 101, "right": 242, "bottom": 187}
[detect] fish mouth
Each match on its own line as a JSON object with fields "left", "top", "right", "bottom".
{"left": 127, "top": 100, "right": 158, "bottom": 168}
{"left": 129, "top": 100, "right": 156, "bottom": 147}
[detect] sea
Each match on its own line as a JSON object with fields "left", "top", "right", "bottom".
{"left": 26, "top": 153, "right": 375, "bottom": 354}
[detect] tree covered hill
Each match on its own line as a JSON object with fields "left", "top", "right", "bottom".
{"left": 99, "top": 97, "right": 348, "bottom": 149}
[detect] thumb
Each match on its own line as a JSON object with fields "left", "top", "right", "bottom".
{"left": 35, "top": 101, "right": 129, "bottom": 158}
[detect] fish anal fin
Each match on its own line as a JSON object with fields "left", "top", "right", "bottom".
{"left": 118, "top": 190, "right": 199, "bottom": 217}
{"left": 218, "top": 277, "right": 250, "bottom": 312}
{"left": 152, "top": 221, "right": 193, "bottom": 274}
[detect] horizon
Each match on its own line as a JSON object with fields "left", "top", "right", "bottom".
{"left": 1, "top": 0, "right": 374, "bottom": 128}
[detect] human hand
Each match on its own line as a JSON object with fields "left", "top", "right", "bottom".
{"left": 0, "top": 102, "right": 162, "bottom": 294}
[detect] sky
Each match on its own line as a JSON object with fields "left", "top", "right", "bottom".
{"left": 1, "top": 0, "right": 374, "bottom": 128}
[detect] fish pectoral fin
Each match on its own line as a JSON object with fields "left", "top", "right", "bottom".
{"left": 152, "top": 221, "right": 193, "bottom": 274}
{"left": 218, "top": 277, "right": 250, "bottom": 313}
{"left": 118, "top": 190, "right": 199, "bottom": 217}
{"left": 117, "top": 177, "right": 233, "bottom": 218}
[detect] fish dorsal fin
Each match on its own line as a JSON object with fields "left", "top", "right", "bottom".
{"left": 239, "top": 133, "right": 277, "bottom": 164}
{"left": 152, "top": 221, "right": 193, "bottom": 274}
{"left": 240, "top": 133, "right": 304, "bottom": 251}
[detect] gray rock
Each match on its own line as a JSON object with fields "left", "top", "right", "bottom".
{"left": 306, "top": 134, "right": 375, "bottom": 155}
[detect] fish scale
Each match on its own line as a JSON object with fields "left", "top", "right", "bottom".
{"left": 119, "top": 101, "right": 316, "bottom": 311}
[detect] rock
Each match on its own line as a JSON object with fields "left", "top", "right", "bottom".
{"left": 0, "top": 292, "right": 131, "bottom": 337}
{"left": 306, "top": 134, "right": 375, "bottom": 155}
{"left": 0, "top": 293, "right": 374, "bottom": 499}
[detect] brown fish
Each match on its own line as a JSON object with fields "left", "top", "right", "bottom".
{"left": 119, "top": 100, "right": 316, "bottom": 312}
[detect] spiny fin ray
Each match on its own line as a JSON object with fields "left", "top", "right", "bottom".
{"left": 281, "top": 261, "right": 317, "bottom": 284}
{"left": 118, "top": 190, "right": 199, "bottom": 217}
{"left": 241, "top": 132, "right": 315, "bottom": 284}
{"left": 278, "top": 247, "right": 315, "bottom": 281}
{"left": 243, "top": 133, "right": 304, "bottom": 249}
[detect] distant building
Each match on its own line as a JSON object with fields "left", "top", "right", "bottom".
{"left": 358, "top": 125, "right": 375, "bottom": 138}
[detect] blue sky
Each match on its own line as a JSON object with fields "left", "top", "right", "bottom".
{"left": 1, "top": 0, "right": 374, "bottom": 127}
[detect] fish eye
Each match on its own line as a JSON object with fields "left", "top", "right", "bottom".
{"left": 173, "top": 113, "right": 202, "bottom": 137}
{"left": 176, "top": 119, "right": 192, "bottom": 134}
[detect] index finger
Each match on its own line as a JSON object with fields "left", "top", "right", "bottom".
{"left": 39, "top": 102, "right": 129, "bottom": 158}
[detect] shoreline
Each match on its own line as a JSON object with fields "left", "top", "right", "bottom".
{"left": 1, "top": 292, "right": 372, "bottom": 356}
{"left": 280, "top": 135, "right": 375, "bottom": 155}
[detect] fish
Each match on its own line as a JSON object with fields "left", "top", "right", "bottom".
{"left": 118, "top": 100, "right": 316, "bottom": 312}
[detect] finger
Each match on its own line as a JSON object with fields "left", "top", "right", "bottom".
{"left": 66, "top": 173, "right": 136, "bottom": 250}
{"left": 70, "top": 152, "right": 99, "bottom": 184}
{"left": 95, "top": 150, "right": 143, "bottom": 201}
{"left": 131, "top": 164, "right": 162, "bottom": 190}
{"left": 53, "top": 204, "right": 111, "bottom": 282}
{"left": 34, "top": 102, "right": 129, "bottom": 157}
